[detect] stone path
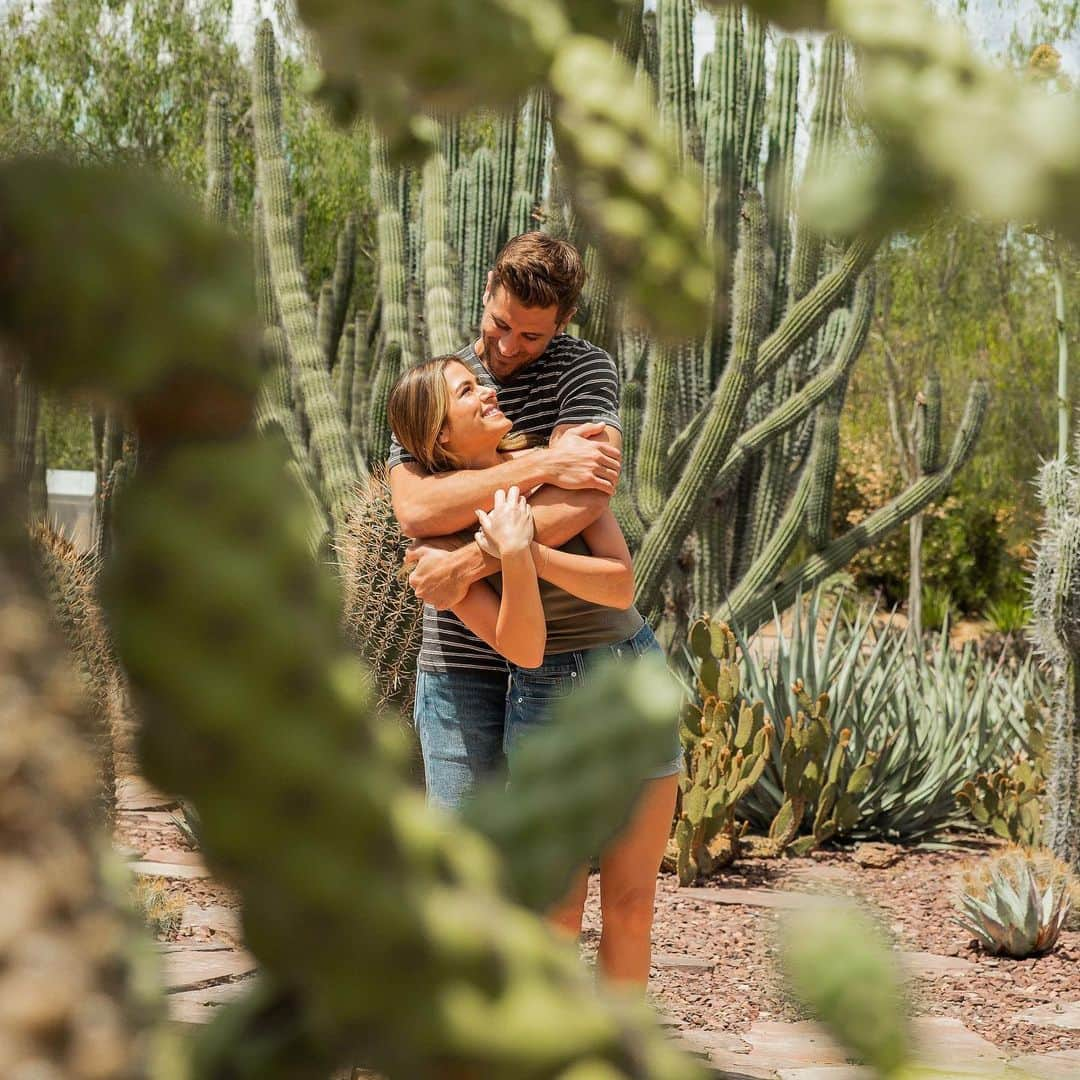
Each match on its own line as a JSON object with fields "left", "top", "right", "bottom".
{"left": 116, "top": 783, "right": 1075, "bottom": 1077}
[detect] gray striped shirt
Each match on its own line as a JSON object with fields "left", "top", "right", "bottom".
{"left": 386, "top": 334, "right": 621, "bottom": 673}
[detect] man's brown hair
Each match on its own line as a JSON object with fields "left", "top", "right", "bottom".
{"left": 489, "top": 232, "right": 586, "bottom": 322}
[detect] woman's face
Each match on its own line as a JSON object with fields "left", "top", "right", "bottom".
{"left": 437, "top": 360, "right": 512, "bottom": 459}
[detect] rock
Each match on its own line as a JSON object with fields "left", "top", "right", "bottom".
{"left": 1013, "top": 1002, "right": 1080, "bottom": 1030}
{"left": 130, "top": 860, "right": 211, "bottom": 882}
{"left": 851, "top": 843, "right": 900, "bottom": 869}
{"left": 679, "top": 887, "right": 830, "bottom": 911}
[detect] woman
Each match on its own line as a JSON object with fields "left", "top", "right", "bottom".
{"left": 388, "top": 355, "right": 680, "bottom": 989}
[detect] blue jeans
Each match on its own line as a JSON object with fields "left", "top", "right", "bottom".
{"left": 413, "top": 666, "right": 509, "bottom": 810}
{"left": 506, "top": 621, "right": 682, "bottom": 780}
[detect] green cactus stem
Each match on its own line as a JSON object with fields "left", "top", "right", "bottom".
{"left": 253, "top": 22, "right": 364, "bottom": 522}
{"left": 421, "top": 152, "right": 459, "bottom": 355}
{"left": 204, "top": 90, "right": 232, "bottom": 226}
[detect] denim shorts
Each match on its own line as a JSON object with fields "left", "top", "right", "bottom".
{"left": 506, "top": 621, "right": 682, "bottom": 780}
{"left": 413, "top": 665, "right": 510, "bottom": 811}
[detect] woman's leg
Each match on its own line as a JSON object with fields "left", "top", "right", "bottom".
{"left": 596, "top": 773, "right": 679, "bottom": 988}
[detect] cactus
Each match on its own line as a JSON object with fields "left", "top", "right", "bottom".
{"left": 669, "top": 617, "right": 773, "bottom": 885}
{"left": 253, "top": 23, "right": 364, "bottom": 524}
{"left": 4, "top": 154, "right": 706, "bottom": 1080}
{"left": 781, "top": 901, "right": 911, "bottom": 1079}
{"left": 1030, "top": 449, "right": 1080, "bottom": 872}
{"left": 1, "top": 491, "right": 163, "bottom": 1078}
{"left": 337, "top": 466, "right": 423, "bottom": 713}
{"left": 204, "top": 90, "right": 232, "bottom": 225}
{"left": 752, "top": 680, "right": 875, "bottom": 857}
{"left": 956, "top": 731, "right": 1046, "bottom": 849}
{"left": 955, "top": 848, "right": 1074, "bottom": 958}
{"left": 241, "top": 8, "right": 986, "bottom": 656}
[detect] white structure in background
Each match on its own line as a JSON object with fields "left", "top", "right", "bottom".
{"left": 46, "top": 469, "right": 96, "bottom": 552}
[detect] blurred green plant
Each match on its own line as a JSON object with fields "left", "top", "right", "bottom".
{"left": 0, "top": 153, "right": 703, "bottom": 1079}
{"left": 984, "top": 592, "right": 1031, "bottom": 636}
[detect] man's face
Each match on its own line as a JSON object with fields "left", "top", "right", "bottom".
{"left": 478, "top": 283, "right": 570, "bottom": 382}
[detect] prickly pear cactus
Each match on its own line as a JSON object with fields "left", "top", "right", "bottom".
{"left": 669, "top": 616, "right": 773, "bottom": 885}
{"left": 956, "top": 723, "right": 1046, "bottom": 849}
{"left": 763, "top": 682, "right": 875, "bottom": 857}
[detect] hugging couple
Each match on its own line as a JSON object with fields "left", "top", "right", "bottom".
{"left": 386, "top": 232, "right": 680, "bottom": 990}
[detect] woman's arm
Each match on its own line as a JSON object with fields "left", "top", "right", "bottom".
{"left": 450, "top": 487, "right": 546, "bottom": 668}
{"left": 529, "top": 508, "right": 635, "bottom": 609}
{"left": 451, "top": 568, "right": 546, "bottom": 669}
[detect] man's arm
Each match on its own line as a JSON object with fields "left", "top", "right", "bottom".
{"left": 405, "top": 424, "right": 623, "bottom": 608}
{"left": 390, "top": 421, "right": 621, "bottom": 538}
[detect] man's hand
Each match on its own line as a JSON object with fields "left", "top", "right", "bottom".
{"left": 405, "top": 537, "right": 471, "bottom": 609}
{"left": 541, "top": 422, "right": 622, "bottom": 493}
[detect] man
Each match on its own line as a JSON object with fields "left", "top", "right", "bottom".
{"left": 388, "top": 232, "right": 624, "bottom": 809}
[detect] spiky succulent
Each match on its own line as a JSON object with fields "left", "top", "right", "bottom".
{"left": 955, "top": 848, "right": 1074, "bottom": 958}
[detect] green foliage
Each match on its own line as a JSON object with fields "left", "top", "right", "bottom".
{"left": 833, "top": 439, "right": 1028, "bottom": 615}
{"left": 39, "top": 394, "right": 93, "bottom": 470}
{"left": 956, "top": 848, "right": 1074, "bottom": 958}
{"left": 984, "top": 591, "right": 1031, "bottom": 636}
{"left": 671, "top": 618, "right": 773, "bottom": 884}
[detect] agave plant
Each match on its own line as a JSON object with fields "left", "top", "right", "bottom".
{"left": 955, "top": 848, "right": 1074, "bottom": 958}
{"left": 675, "top": 589, "right": 1047, "bottom": 844}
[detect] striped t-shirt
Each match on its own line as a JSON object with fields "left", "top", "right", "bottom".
{"left": 387, "top": 334, "right": 622, "bottom": 673}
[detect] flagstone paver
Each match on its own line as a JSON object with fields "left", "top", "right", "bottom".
{"left": 775, "top": 1067, "right": 874, "bottom": 1080}
{"left": 653, "top": 952, "right": 718, "bottom": 973}
{"left": 159, "top": 944, "right": 256, "bottom": 993}
{"left": 1009, "top": 1049, "right": 1080, "bottom": 1079}
{"left": 182, "top": 903, "right": 243, "bottom": 939}
{"left": 167, "top": 980, "right": 254, "bottom": 1025}
{"left": 116, "top": 775, "right": 177, "bottom": 811}
{"left": 1013, "top": 1002, "right": 1080, "bottom": 1030}
{"left": 900, "top": 951, "right": 976, "bottom": 978}
{"left": 740, "top": 1020, "right": 852, "bottom": 1070}
{"left": 910, "top": 1017, "right": 1009, "bottom": 1074}
{"left": 131, "top": 859, "right": 212, "bottom": 881}
{"left": 142, "top": 845, "right": 205, "bottom": 866}
{"left": 679, "top": 887, "right": 831, "bottom": 911}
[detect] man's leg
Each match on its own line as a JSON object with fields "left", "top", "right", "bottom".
{"left": 413, "top": 668, "right": 509, "bottom": 811}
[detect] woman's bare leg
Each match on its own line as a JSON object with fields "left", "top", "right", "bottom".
{"left": 596, "top": 774, "right": 679, "bottom": 988}
{"left": 547, "top": 866, "right": 590, "bottom": 939}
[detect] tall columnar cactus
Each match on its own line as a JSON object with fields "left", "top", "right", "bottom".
{"left": 252, "top": 24, "right": 364, "bottom": 524}
{"left": 1, "top": 154, "right": 703, "bottom": 1080}
{"left": 253, "top": 6, "right": 987, "bottom": 657}
{"left": 1031, "top": 446, "right": 1080, "bottom": 871}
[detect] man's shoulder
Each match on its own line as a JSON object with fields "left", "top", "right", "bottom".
{"left": 541, "top": 334, "right": 615, "bottom": 370}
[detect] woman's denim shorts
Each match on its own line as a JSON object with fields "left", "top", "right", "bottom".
{"left": 505, "top": 620, "right": 683, "bottom": 779}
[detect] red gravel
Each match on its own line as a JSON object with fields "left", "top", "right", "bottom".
{"left": 580, "top": 840, "right": 1079, "bottom": 1056}
{"left": 119, "top": 808, "right": 1078, "bottom": 1057}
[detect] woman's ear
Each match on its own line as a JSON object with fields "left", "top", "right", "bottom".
{"left": 436, "top": 424, "right": 450, "bottom": 445}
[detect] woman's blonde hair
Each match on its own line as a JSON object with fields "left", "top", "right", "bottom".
{"left": 387, "top": 356, "right": 529, "bottom": 473}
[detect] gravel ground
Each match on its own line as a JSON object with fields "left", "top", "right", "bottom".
{"left": 119, "top": 810, "right": 1079, "bottom": 1058}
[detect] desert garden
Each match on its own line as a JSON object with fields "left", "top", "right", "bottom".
{"left": 3, "top": 1, "right": 1080, "bottom": 1078}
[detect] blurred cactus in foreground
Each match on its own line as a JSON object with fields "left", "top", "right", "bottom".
{"left": 1030, "top": 451, "right": 1080, "bottom": 872}
{"left": 781, "top": 901, "right": 912, "bottom": 1079}
{"left": 0, "top": 154, "right": 701, "bottom": 1079}
{"left": 955, "top": 848, "right": 1074, "bottom": 959}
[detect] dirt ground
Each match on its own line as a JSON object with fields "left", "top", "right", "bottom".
{"left": 119, "top": 803, "right": 1078, "bottom": 1059}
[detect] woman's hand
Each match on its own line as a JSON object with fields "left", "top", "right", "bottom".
{"left": 475, "top": 486, "right": 534, "bottom": 557}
